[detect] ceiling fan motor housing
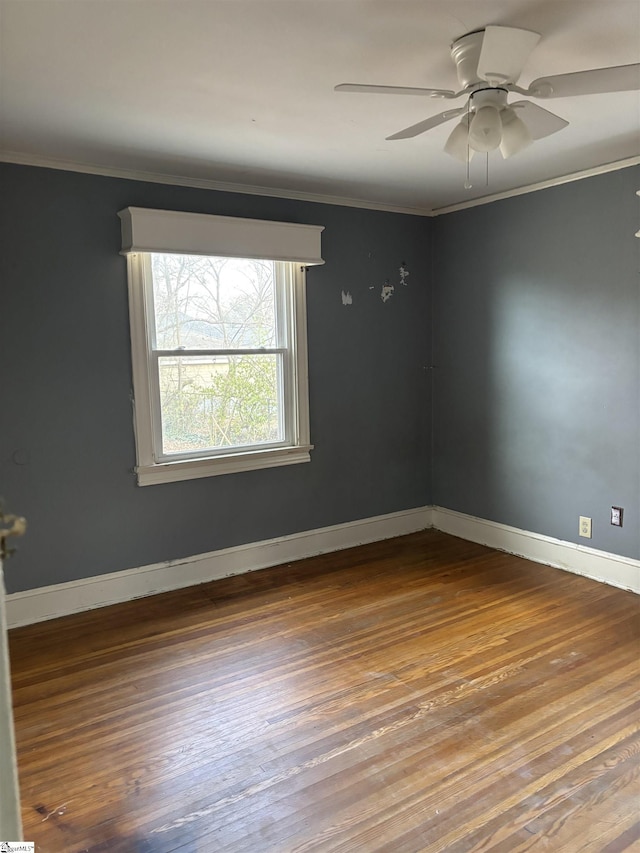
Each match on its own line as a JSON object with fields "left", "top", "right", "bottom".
{"left": 469, "top": 87, "right": 508, "bottom": 111}
{"left": 450, "top": 30, "right": 485, "bottom": 89}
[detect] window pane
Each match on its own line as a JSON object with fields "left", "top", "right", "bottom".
{"left": 151, "top": 254, "right": 276, "bottom": 350}
{"left": 158, "top": 354, "right": 282, "bottom": 455}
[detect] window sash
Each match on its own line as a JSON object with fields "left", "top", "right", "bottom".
{"left": 151, "top": 351, "right": 289, "bottom": 462}
{"left": 126, "top": 252, "right": 311, "bottom": 483}
{"left": 151, "top": 348, "right": 286, "bottom": 357}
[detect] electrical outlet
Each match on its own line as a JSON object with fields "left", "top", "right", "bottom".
{"left": 579, "top": 516, "right": 592, "bottom": 538}
{"left": 611, "top": 506, "right": 623, "bottom": 527}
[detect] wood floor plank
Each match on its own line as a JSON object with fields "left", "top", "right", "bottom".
{"left": 9, "top": 530, "right": 640, "bottom": 852}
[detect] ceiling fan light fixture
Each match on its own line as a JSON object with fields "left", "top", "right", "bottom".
{"left": 468, "top": 105, "right": 502, "bottom": 152}
{"left": 444, "top": 119, "right": 474, "bottom": 162}
{"left": 499, "top": 107, "right": 533, "bottom": 158}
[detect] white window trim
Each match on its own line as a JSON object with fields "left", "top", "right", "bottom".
{"left": 121, "top": 208, "right": 323, "bottom": 486}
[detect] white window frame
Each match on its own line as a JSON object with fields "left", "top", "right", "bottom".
{"left": 120, "top": 208, "right": 323, "bottom": 486}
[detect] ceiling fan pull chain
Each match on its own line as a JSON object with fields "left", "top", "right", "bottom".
{"left": 464, "top": 100, "right": 473, "bottom": 189}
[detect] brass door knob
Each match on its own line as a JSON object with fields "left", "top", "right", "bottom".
{"left": 0, "top": 510, "right": 27, "bottom": 560}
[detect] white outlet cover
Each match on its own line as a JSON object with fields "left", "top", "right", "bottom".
{"left": 611, "top": 506, "right": 623, "bottom": 526}
{"left": 579, "top": 516, "right": 592, "bottom": 538}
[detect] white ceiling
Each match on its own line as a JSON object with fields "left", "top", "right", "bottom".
{"left": 1, "top": 0, "right": 639, "bottom": 214}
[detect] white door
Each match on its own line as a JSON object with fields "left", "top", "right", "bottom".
{"left": 0, "top": 513, "right": 26, "bottom": 840}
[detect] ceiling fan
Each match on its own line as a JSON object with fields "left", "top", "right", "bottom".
{"left": 335, "top": 26, "right": 640, "bottom": 161}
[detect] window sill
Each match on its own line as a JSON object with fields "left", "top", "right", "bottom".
{"left": 135, "top": 445, "right": 313, "bottom": 486}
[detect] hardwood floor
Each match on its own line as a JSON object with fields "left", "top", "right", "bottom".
{"left": 9, "top": 530, "right": 640, "bottom": 852}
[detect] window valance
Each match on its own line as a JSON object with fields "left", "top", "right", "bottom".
{"left": 118, "top": 207, "right": 325, "bottom": 265}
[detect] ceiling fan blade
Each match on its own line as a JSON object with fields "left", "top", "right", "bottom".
{"left": 477, "top": 26, "right": 541, "bottom": 85}
{"left": 511, "top": 101, "right": 569, "bottom": 140}
{"left": 526, "top": 64, "right": 640, "bottom": 98}
{"left": 335, "top": 83, "right": 457, "bottom": 98}
{"left": 386, "top": 108, "right": 465, "bottom": 140}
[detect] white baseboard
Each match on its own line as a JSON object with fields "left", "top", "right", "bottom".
{"left": 432, "top": 506, "right": 640, "bottom": 594}
{"left": 6, "top": 506, "right": 433, "bottom": 628}
{"left": 7, "top": 504, "right": 637, "bottom": 628}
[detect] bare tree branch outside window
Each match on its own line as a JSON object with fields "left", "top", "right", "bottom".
{"left": 151, "top": 254, "right": 281, "bottom": 454}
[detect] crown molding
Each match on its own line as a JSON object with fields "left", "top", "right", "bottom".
{"left": 431, "top": 156, "right": 640, "bottom": 216}
{"left": 1, "top": 150, "right": 638, "bottom": 219}
{"left": 0, "top": 150, "right": 433, "bottom": 217}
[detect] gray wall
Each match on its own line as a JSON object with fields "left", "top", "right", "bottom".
{"left": 2, "top": 162, "right": 638, "bottom": 595}
{"left": 0, "top": 164, "right": 433, "bottom": 593}
{"left": 433, "top": 166, "right": 639, "bottom": 559}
